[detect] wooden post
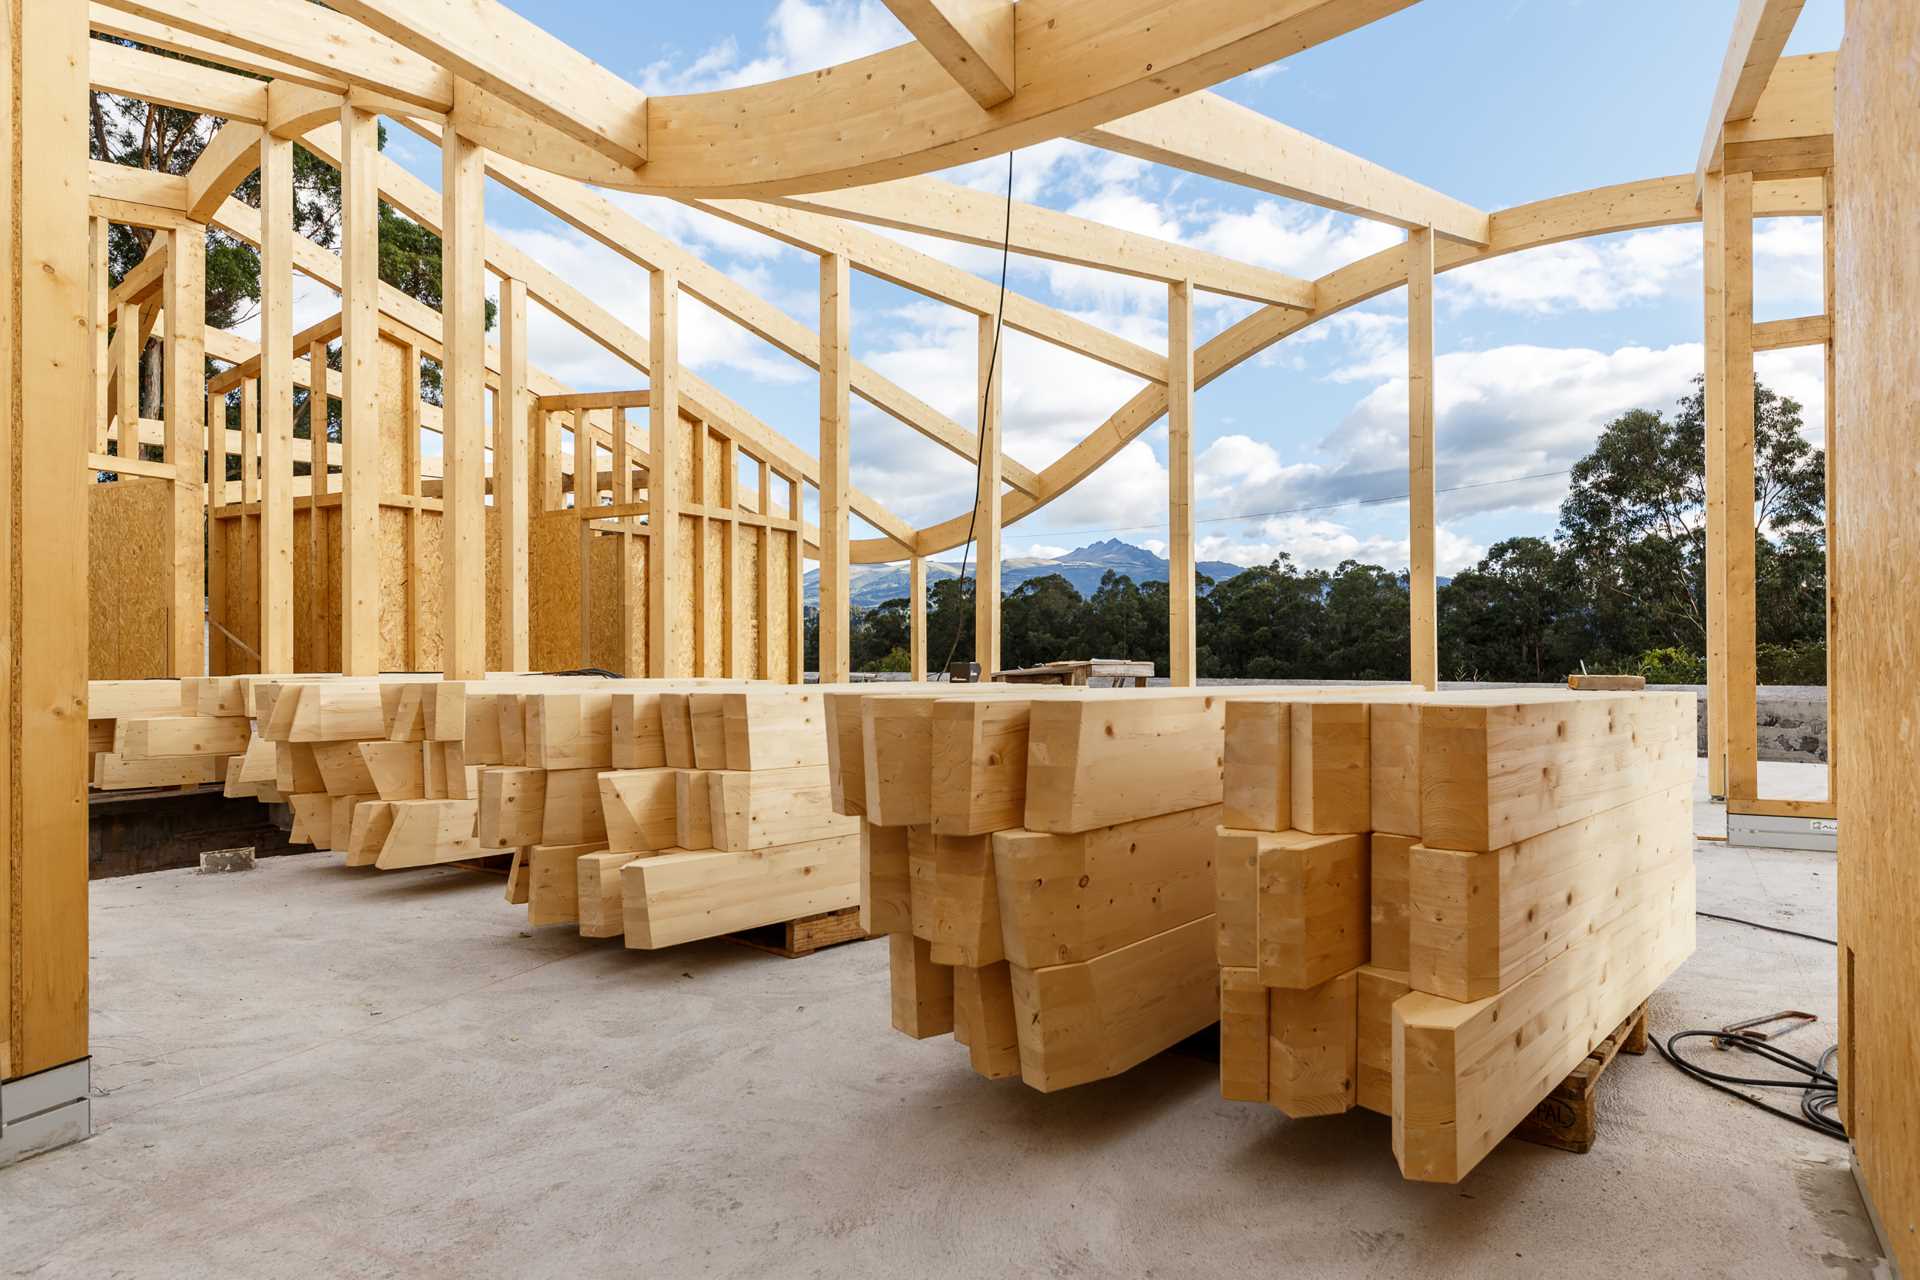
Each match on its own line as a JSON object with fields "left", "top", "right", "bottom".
{"left": 89, "top": 217, "right": 107, "bottom": 452}
{"left": 338, "top": 102, "right": 381, "bottom": 676}
{"left": 1822, "top": 169, "right": 1837, "bottom": 806}
{"left": 755, "top": 458, "right": 773, "bottom": 679}
{"left": 788, "top": 475, "right": 804, "bottom": 683}
{"left": 1167, "top": 280, "right": 1196, "bottom": 686}
{"left": 164, "top": 221, "right": 205, "bottom": 677}
{"left": 818, "top": 253, "right": 851, "bottom": 682}
{"left": 1723, "top": 170, "right": 1759, "bottom": 806}
{"left": 613, "top": 405, "right": 641, "bottom": 675}
{"left": 3, "top": 0, "right": 91, "bottom": 1085}
{"left": 1703, "top": 170, "right": 1730, "bottom": 799}
{"left": 114, "top": 300, "right": 138, "bottom": 457}
{"left": 974, "top": 311, "right": 1002, "bottom": 675}
{"left": 258, "top": 130, "right": 294, "bottom": 672}
{"left": 441, "top": 128, "right": 487, "bottom": 681}
{"left": 240, "top": 378, "right": 258, "bottom": 506}
{"left": 401, "top": 341, "right": 423, "bottom": 669}
{"left": 720, "top": 433, "right": 738, "bottom": 676}
{"left": 648, "top": 267, "right": 682, "bottom": 677}
{"left": 1407, "top": 227, "right": 1437, "bottom": 690}
{"left": 497, "top": 276, "right": 531, "bottom": 670}
{"left": 910, "top": 554, "right": 928, "bottom": 681}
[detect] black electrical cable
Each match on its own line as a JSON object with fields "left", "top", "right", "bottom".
{"left": 1695, "top": 909, "right": 1837, "bottom": 947}
{"left": 935, "top": 149, "right": 1015, "bottom": 682}
{"left": 1652, "top": 1027, "right": 1845, "bottom": 1140}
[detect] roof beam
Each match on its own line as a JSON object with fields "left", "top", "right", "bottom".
{"left": 89, "top": 38, "right": 268, "bottom": 123}
{"left": 89, "top": 3, "right": 345, "bottom": 89}
{"left": 692, "top": 197, "right": 1167, "bottom": 383}
{"left": 95, "top": 0, "right": 453, "bottom": 110}
{"left": 774, "top": 175, "right": 1317, "bottom": 308}
{"left": 1080, "top": 92, "right": 1491, "bottom": 247}
{"left": 884, "top": 0, "right": 1015, "bottom": 109}
{"left": 402, "top": 119, "right": 1045, "bottom": 497}
{"left": 321, "top": 0, "right": 648, "bottom": 168}
{"left": 1695, "top": 0, "right": 1807, "bottom": 200}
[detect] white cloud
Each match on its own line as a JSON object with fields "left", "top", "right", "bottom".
{"left": 1442, "top": 227, "right": 1701, "bottom": 314}
{"left": 1196, "top": 519, "right": 1483, "bottom": 576}
{"left": 1189, "top": 342, "right": 1709, "bottom": 536}
{"left": 635, "top": 0, "right": 907, "bottom": 93}
{"left": 1194, "top": 201, "right": 1402, "bottom": 280}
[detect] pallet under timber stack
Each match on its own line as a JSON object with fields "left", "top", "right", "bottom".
{"left": 1212, "top": 688, "right": 1696, "bottom": 1182}
{"left": 841, "top": 685, "right": 1401, "bottom": 1091}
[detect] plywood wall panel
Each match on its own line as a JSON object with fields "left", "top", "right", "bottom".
{"left": 87, "top": 479, "right": 170, "bottom": 679}
{"left": 1835, "top": 5, "right": 1920, "bottom": 1271}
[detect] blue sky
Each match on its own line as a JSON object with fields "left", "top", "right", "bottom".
{"left": 367, "top": 0, "right": 1843, "bottom": 574}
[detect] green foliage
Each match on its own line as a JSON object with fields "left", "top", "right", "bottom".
{"left": 1634, "top": 647, "right": 1707, "bottom": 684}
{"left": 1757, "top": 642, "right": 1827, "bottom": 686}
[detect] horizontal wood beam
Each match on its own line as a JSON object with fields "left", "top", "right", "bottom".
{"left": 1753, "top": 313, "right": 1829, "bottom": 350}
{"left": 775, "top": 175, "right": 1317, "bottom": 307}
{"left": 884, "top": 0, "right": 1015, "bottom": 108}
{"left": 88, "top": 37, "right": 268, "bottom": 122}
{"left": 95, "top": 0, "right": 453, "bottom": 110}
{"left": 1080, "top": 92, "right": 1491, "bottom": 246}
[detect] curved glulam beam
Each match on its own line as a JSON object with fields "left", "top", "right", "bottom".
{"left": 98, "top": 0, "right": 1417, "bottom": 196}
{"left": 852, "top": 173, "right": 1824, "bottom": 562}
{"left": 185, "top": 122, "right": 264, "bottom": 221}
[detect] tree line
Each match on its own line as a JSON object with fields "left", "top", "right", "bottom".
{"left": 816, "top": 379, "right": 1830, "bottom": 685}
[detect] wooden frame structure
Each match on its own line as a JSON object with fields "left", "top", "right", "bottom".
{"left": 15, "top": 5, "right": 1894, "bottom": 1243}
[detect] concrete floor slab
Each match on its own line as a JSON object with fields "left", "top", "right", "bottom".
{"left": 0, "top": 827, "right": 1887, "bottom": 1278}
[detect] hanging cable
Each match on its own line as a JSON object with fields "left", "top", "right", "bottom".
{"left": 935, "top": 149, "right": 1015, "bottom": 682}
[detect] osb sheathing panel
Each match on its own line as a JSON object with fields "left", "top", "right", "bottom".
{"left": 768, "top": 528, "right": 793, "bottom": 682}
{"left": 530, "top": 513, "right": 582, "bottom": 670}
{"left": 87, "top": 479, "right": 171, "bottom": 679}
{"left": 377, "top": 506, "right": 410, "bottom": 669}
{"left": 378, "top": 338, "right": 411, "bottom": 494}
{"left": 739, "top": 525, "right": 763, "bottom": 680}
{"left": 672, "top": 513, "right": 697, "bottom": 677}
{"left": 704, "top": 520, "right": 727, "bottom": 676}
{"left": 1836, "top": 4, "right": 1920, "bottom": 1272}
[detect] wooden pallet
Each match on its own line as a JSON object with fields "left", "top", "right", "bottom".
{"left": 725, "top": 907, "right": 871, "bottom": 958}
{"left": 1514, "top": 1001, "right": 1651, "bottom": 1154}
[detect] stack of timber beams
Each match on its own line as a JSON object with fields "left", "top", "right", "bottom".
{"left": 597, "top": 685, "right": 864, "bottom": 948}
{"left": 837, "top": 685, "right": 1401, "bottom": 1090}
{"left": 89, "top": 678, "right": 259, "bottom": 792}
{"left": 1213, "top": 688, "right": 1696, "bottom": 1182}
